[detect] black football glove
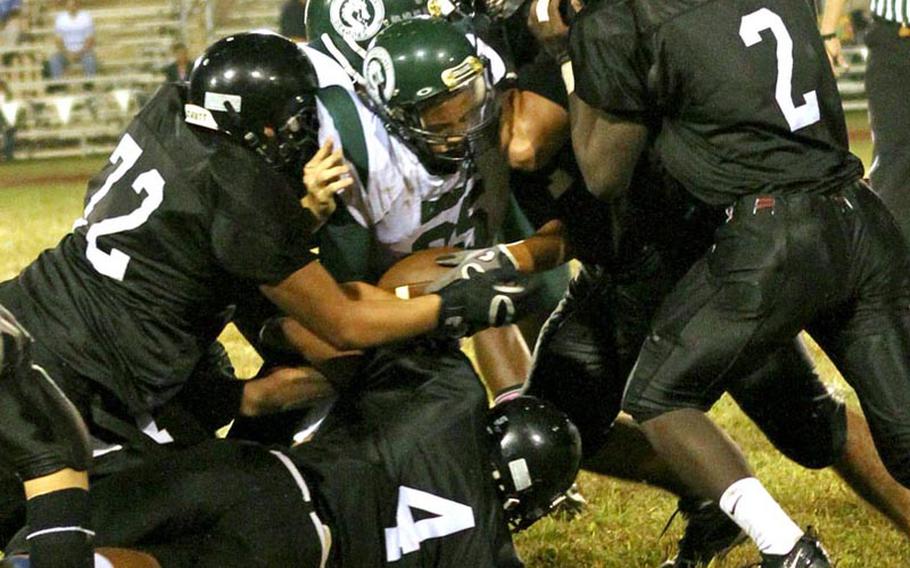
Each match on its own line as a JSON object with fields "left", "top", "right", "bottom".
{"left": 434, "top": 268, "right": 529, "bottom": 338}
{"left": 425, "top": 244, "right": 520, "bottom": 294}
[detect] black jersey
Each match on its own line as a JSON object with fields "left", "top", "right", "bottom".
{"left": 570, "top": 0, "right": 863, "bottom": 206}
{"left": 2, "top": 84, "right": 316, "bottom": 413}
{"left": 290, "top": 348, "right": 522, "bottom": 567}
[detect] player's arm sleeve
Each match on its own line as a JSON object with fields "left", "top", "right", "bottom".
{"left": 569, "top": 1, "right": 650, "bottom": 120}
{"left": 209, "top": 157, "right": 319, "bottom": 284}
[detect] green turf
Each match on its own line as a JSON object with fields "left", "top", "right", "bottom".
{"left": 2, "top": 140, "right": 908, "bottom": 566}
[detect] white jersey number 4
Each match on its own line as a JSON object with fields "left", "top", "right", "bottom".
{"left": 73, "top": 133, "right": 165, "bottom": 281}
{"left": 739, "top": 8, "right": 821, "bottom": 131}
{"left": 384, "top": 486, "right": 475, "bottom": 562}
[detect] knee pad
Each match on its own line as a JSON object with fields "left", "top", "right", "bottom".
{"left": 0, "top": 307, "right": 91, "bottom": 479}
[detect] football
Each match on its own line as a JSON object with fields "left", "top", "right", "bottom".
{"left": 377, "top": 246, "right": 462, "bottom": 299}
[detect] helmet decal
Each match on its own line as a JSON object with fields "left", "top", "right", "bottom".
{"left": 508, "top": 458, "right": 533, "bottom": 491}
{"left": 364, "top": 46, "right": 396, "bottom": 101}
{"left": 441, "top": 55, "right": 483, "bottom": 89}
{"left": 203, "top": 92, "right": 242, "bottom": 113}
{"left": 183, "top": 104, "right": 219, "bottom": 131}
{"left": 330, "top": 0, "right": 386, "bottom": 42}
{"left": 426, "top": 0, "right": 457, "bottom": 16}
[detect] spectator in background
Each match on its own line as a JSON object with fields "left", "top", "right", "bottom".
{"left": 49, "top": 0, "right": 96, "bottom": 79}
{"left": 161, "top": 41, "right": 191, "bottom": 83}
{"left": 0, "top": 0, "right": 22, "bottom": 51}
{"left": 0, "top": 79, "right": 15, "bottom": 161}
{"left": 279, "top": 0, "right": 307, "bottom": 42}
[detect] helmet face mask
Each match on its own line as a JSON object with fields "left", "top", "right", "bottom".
{"left": 402, "top": 68, "right": 498, "bottom": 165}
{"left": 486, "top": 396, "right": 583, "bottom": 533}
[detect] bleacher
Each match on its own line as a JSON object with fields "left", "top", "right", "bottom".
{"left": 1, "top": 0, "right": 284, "bottom": 160}
{"left": 0, "top": 0, "right": 870, "bottom": 161}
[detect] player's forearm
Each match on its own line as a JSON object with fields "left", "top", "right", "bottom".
{"left": 472, "top": 325, "right": 531, "bottom": 392}
{"left": 328, "top": 295, "right": 441, "bottom": 350}
{"left": 505, "top": 219, "right": 571, "bottom": 273}
{"left": 507, "top": 91, "right": 569, "bottom": 172}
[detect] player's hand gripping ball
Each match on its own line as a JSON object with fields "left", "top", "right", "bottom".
{"left": 377, "top": 246, "right": 529, "bottom": 337}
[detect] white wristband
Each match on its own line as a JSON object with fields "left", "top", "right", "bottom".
{"left": 561, "top": 59, "right": 575, "bottom": 95}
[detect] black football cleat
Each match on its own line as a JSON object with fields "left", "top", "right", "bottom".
{"left": 760, "top": 529, "right": 831, "bottom": 568}
{"left": 659, "top": 498, "right": 746, "bottom": 567}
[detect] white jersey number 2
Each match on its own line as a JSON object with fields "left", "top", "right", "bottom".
{"left": 739, "top": 8, "right": 821, "bottom": 131}
{"left": 384, "top": 486, "right": 475, "bottom": 562}
{"left": 73, "top": 134, "right": 165, "bottom": 281}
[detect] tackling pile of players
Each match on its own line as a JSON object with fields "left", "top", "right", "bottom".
{"left": 1, "top": 0, "right": 909, "bottom": 566}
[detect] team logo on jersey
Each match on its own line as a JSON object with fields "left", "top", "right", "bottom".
{"left": 364, "top": 46, "right": 396, "bottom": 102}
{"left": 330, "top": 0, "right": 385, "bottom": 42}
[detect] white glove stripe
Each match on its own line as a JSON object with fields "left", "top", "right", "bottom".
{"left": 489, "top": 294, "right": 516, "bottom": 326}
{"left": 496, "top": 244, "right": 520, "bottom": 270}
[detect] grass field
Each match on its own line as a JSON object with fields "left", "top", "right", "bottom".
{"left": 0, "top": 112, "right": 906, "bottom": 566}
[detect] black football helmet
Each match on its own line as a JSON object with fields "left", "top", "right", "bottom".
{"left": 185, "top": 31, "right": 320, "bottom": 169}
{"left": 487, "top": 395, "right": 583, "bottom": 532}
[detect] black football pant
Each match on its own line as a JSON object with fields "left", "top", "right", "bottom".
{"left": 525, "top": 260, "right": 846, "bottom": 470}
{"left": 621, "top": 182, "right": 910, "bottom": 488}
{"left": 5, "top": 440, "right": 328, "bottom": 567}
{"left": 0, "top": 304, "right": 91, "bottom": 481}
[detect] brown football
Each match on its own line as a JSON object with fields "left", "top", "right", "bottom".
{"left": 377, "top": 246, "right": 462, "bottom": 299}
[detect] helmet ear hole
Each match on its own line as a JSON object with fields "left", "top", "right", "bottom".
{"left": 487, "top": 396, "right": 583, "bottom": 532}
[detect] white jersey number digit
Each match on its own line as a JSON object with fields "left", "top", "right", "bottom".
{"left": 75, "top": 134, "right": 165, "bottom": 281}
{"left": 739, "top": 8, "right": 820, "bottom": 131}
{"left": 384, "top": 486, "right": 475, "bottom": 562}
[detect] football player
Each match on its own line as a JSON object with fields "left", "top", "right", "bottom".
{"left": 256, "top": 15, "right": 538, "bottom": 398}
{"left": 305, "top": 0, "right": 574, "bottom": 381}
{"left": 0, "top": 29, "right": 526, "bottom": 544}
{"left": 5, "top": 390, "right": 582, "bottom": 567}
{"left": 431, "top": 2, "right": 910, "bottom": 566}
{"left": 552, "top": 0, "right": 910, "bottom": 563}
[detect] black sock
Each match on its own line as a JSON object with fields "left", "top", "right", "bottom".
{"left": 26, "top": 488, "right": 93, "bottom": 568}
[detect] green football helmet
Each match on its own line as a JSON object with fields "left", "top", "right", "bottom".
{"left": 305, "top": 0, "right": 468, "bottom": 81}
{"left": 362, "top": 17, "right": 498, "bottom": 171}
